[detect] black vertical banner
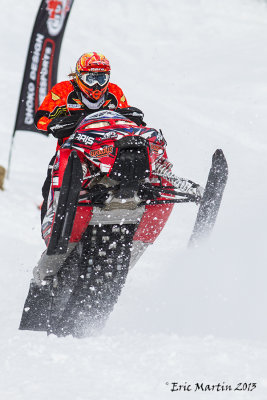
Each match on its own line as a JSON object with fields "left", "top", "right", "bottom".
{"left": 14, "top": 0, "right": 74, "bottom": 134}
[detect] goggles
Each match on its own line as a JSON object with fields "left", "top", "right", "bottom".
{"left": 80, "top": 72, "right": 110, "bottom": 87}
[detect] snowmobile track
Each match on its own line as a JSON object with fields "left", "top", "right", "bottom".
{"left": 48, "top": 223, "right": 136, "bottom": 337}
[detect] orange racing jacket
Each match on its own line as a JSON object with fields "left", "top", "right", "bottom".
{"left": 34, "top": 79, "right": 129, "bottom": 132}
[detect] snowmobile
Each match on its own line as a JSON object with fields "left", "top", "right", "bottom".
{"left": 19, "top": 110, "right": 228, "bottom": 337}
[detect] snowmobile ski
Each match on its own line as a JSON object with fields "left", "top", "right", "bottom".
{"left": 189, "top": 149, "right": 228, "bottom": 246}
{"left": 47, "top": 151, "right": 83, "bottom": 256}
{"left": 19, "top": 278, "right": 51, "bottom": 331}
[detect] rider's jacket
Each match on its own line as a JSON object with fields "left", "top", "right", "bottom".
{"left": 34, "top": 79, "right": 129, "bottom": 132}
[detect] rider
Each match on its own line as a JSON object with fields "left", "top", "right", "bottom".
{"left": 35, "top": 51, "right": 145, "bottom": 144}
{"left": 35, "top": 52, "right": 146, "bottom": 221}
{"left": 32, "top": 52, "right": 147, "bottom": 285}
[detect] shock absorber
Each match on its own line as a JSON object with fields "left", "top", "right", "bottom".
{"left": 154, "top": 157, "right": 200, "bottom": 194}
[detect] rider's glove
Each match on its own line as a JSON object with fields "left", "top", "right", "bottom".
{"left": 117, "top": 107, "right": 146, "bottom": 126}
{"left": 47, "top": 113, "right": 85, "bottom": 138}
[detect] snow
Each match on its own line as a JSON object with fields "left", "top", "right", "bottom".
{"left": 1, "top": 0, "right": 267, "bottom": 399}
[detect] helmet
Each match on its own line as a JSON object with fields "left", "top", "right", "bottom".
{"left": 75, "top": 52, "right": 111, "bottom": 101}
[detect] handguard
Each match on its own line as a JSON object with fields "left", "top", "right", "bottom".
{"left": 47, "top": 113, "right": 86, "bottom": 138}
{"left": 117, "top": 106, "right": 146, "bottom": 126}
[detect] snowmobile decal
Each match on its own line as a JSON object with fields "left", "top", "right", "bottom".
{"left": 89, "top": 145, "right": 113, "bottom": 158}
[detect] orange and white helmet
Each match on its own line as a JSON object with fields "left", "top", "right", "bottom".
{"left": 75, "top": 52, "right": 111, "bottom": 101}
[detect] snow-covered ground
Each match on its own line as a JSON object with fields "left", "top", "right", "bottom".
{"left": 1, "top": 0, "right": 267, "bottom": 399}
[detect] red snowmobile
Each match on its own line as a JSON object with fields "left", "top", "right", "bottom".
{"left": 19, "top": 110, "right": 228, "bottom": 337}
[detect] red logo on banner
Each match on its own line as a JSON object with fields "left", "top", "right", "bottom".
{"left": 46, "top": 1, "right": 62, "bottom": 19}
{"left": 46, "top": 0, "right": 71, "bottom": 36}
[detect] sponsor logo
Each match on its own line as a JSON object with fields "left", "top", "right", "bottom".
{"left": 67, "top": 98, "right": 84, "bottom": 110}
{"left": 24, "top": 82, "right": 36, "bottom": 125}
{"left": 89, "top": 145, "right": 113, "bottom": 158}
{"left": 76, "top": 133, "right": 94, "bottom": 146}
{"left": 38, "top": 41, "right": 54, "bottom": 105}
{"left": 150, "top": 143, "right": 163, "bottom": 153}
{"left": 30, "top": 33, "right": 45, "bottom": 81}
{"left": 103, "top": 131, "right": 118, "bottom": 140}
{"left": 67, "top": 103, "right": 84, "bottom": 109}
{"left": 46, "top": 0, "right": 71, "bottom": 36}
{"left": 24, "top": 33, "right": 45, "bottom": 125}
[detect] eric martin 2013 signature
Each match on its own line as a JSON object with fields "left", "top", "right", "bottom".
{"left": 165, "top": 382, "right": 257, "bottom": 393}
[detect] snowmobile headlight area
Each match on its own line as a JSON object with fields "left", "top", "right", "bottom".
{"left": 84, "top": 120, "right": 137, "bottom": 130}
{"left": 114, "top": 120, "right": 137, "bottom": 126}
{"left": 84, "top": 122, "right": 111, "bottom": 129}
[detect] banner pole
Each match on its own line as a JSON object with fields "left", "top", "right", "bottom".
{"left": 6, "top": 128, "right": 16, "bottom": 179}
{"left": 7, "top": 82, "right": 23, "bottom": 179}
